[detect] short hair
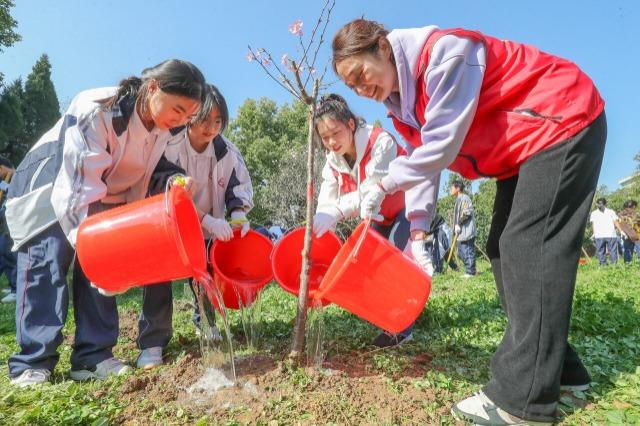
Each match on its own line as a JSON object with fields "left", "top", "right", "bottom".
{"left": 623, "top": 199, "right": 637, "bottom": 209}
{"left": 191, "top": 84, "right": 229, "bottom": 131}
{"left": 451, "top": 180, "right": 465, "bottom": 191}
{"left": 596, "top": 197, "right": 607, "bottom": 206}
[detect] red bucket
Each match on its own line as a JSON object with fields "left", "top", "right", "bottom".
{"left": 315, "top": 221, "right": 430, "bottom": 333}
{"left": 209, "top": 229, "right": 273, "bottom": 309}
{"left": 271, "top": 227, "right": 342, "bottom": 306}
{"left": 77, "top": 186, "right": 206, "bottom": 293}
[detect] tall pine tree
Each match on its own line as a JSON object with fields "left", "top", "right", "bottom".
{"left": 0, "top": 78, "right": 26, "bottom": 165}
{"left": 23, "top": 54, "right": 60, "bottom": 147}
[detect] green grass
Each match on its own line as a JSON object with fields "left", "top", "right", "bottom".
{"left": 0, "top": 261, "right": 638, "bottom": 425}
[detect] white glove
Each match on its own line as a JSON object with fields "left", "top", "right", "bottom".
{"left": 230, "top": 210, "right": 250, "bottom": 238}
{"left": 621, "top": 232, "right": 628, "bottom": 240}
{"left": 411, "top": 239, "right": 434, "bottom": 277}
{"left": 313, "top": 208, "right": 341, "bottom": 237}
{"left": 360, "top": 185, "right": 386, "bottom": 219}
{"left": 201, "top": 214, "right": 233, "bottom": 241}
{"left": 89, "top": 281, "right": 127, "bottom": 297}
{"left": 454, "top": 224, "right": 461, "bottom": 235}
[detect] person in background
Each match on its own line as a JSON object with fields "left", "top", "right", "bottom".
{"left": 589, "top": 198, "right": 620, "bottom": 265}
{"left": 312, "top": 93, "right": 421, "bottom": 347}
{"left": 5, "top": 59, "right": 205, "bottom": 387}
{"left": 0, "top": 157, "right": 17, "bottom": 303}
{"left": 451, "top": 180, "right": 476, "bottom": 277}
{"left": 165, "top": 84, "right": 253, "bottom": 346}
{"left": 618, "top": 199, "right": 640, "bottom": 263}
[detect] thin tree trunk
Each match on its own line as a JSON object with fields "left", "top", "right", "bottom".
{"left": 290, "top": 80, "right": 319, "bottom": 362}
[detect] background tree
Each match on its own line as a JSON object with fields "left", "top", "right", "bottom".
{"left": 22, "top": 54, "right": 60, "bottom": 146}
{"left": 0, "top": 0, "right": 20, "bottom": 53}
{"left": 0, "top": 78, "right": 26, "bottom": 165}
{"left": 227, "top": 97, "right": 310, "bottom": 226}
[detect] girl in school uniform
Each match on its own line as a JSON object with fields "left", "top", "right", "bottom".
{"left": 164, "top": 84, "right": 253, "bottom": 341}
{"left": 312, "top": 93, "right": 423, "bottom": 348}
{"left": 6, "top": 59, "right": 205, "bottom": 386}
{"left": 331, "top": 19, "right": 606, "bottom": 425}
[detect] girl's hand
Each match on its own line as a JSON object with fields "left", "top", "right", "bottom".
{"left": 171, "top": 175, "right": 196, "bottom": 196}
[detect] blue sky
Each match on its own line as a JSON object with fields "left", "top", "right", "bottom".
{"left": 2, "top": 0, "right": 638, "bottom": 191}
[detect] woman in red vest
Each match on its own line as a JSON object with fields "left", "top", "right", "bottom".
{"left": 332, "top": 19, "right": 606, "bottom": 425}
{"left": 313, "top": 93, "right": 419, "bottom": 347}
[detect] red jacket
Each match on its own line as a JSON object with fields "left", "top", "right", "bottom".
{"left": 391, "top": 29, "right": 605, "bottom": 180}
{"left": 331, "top": 127, "right": 406, "bottom": 225}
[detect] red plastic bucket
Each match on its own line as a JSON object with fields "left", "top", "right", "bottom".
{"left": 77, "top": 186, "right": 206, "bottom": 293}
{"left": 315, "top": 221, "right": 431, "bottom": 333}
{"left": 209, "top": 229, "right": 273, "bottom": 309}
{"left": 271, "top": 227, "right": 342, "bottom": 306}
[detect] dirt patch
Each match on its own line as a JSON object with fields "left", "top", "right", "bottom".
{"left": 114, "top": 347, "right": 453, "bottom": 425}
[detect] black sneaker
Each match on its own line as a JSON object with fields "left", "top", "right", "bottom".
{"left": 372, "top": 331, "right": 413, "bottom": 348}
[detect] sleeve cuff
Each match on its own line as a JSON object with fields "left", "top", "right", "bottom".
{"left": 380, "top": 175, "right": 400, "bottom": 194}
{"left": 407, "top": 213, "right": 431, "bottom": 233}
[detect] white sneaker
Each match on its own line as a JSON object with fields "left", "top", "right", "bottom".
{"left": 560, "top": 383, "right": 590, "bottom": 392}
{"left": 1, "top": 292, "right": 17, "bottom": 303}
{"left": 451, "top": 391, "right": 552, "bottom": 425}
{"left": 136, "top": 346, "right": 164, "bottom": 370}
{"left": 462, "top": 273, "right": 475, "bottom": 278}
{"left": 10, "top": 369, "right": 51, "bottom": 387}
{"left": 70, "top": 357, "right": 131, "bottom": 381}
{"left": 1, "top": 288, "right": 10, "bottom": 294}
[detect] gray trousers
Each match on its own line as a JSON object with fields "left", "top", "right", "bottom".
{"left": 483, "top": 113, "right": 606, "bottom": 421}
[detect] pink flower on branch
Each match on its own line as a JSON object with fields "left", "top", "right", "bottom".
{"left": 281, "top": 53, "right": 295, "bottom": 72}
{"left": 246, "top": 51, "right": 255, "bottom": 62}
{"left": 288, "top": 19, "right": 303, "bottom": 36}
{"left": 261, "top": 57, "right": 271, "bottom": 67}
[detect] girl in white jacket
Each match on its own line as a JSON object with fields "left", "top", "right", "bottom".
{"left": 6, "top": 60, "right": 205, "bottom": 387}
{"left": 312, "top": 94, "right": 416, "bottom": 347}
{"left": 165, "top": 84, "right": 253, "bottom": 337}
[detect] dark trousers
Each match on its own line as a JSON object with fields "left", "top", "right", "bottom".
{"left": 482, "top": 113, "right": 606, "bottom": 421}
{"left": 137, "top": 282, "right": 173, "bottom": 349}
{"left": 457, "top": 238, "right": 476, "bottom": 275}
{"left": 595, "top": 237, "right": 618, "bottom": 265}
{"left": 622, "top": 238, "right": 640, "bottom": 263}
{"left": 373, "top": 209, "right": 413, "bottom": 336}
{"left": 8, "top": 223, "right": 119, "bottom": 376}
{"left": 0, "top": 232, "right": 16, "bottom": 292}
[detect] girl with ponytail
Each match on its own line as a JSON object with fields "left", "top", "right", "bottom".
{"left": 5, "top": 59, "right": 206, "bottom": 386}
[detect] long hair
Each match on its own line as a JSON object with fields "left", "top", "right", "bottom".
{"left": 102, "top": 59, "right": 206, "bottom": 115}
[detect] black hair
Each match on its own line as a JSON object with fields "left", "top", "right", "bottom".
{"left": 102, "top": 59, "right": 206, "bottom": 114}
{"left": 623, "top": 199, "right": 637, "bottom": 209}
{"left": 451, "top": 180, "right": 465, "bottom": 192}
{"left": 190, "top": 84, "right": 229, "bottom": 132}
{"left": 315, "top": 93, "right": 365, "bottom": 133}
{"left": 596, "top": 197, "right": 607, "bottom": 206}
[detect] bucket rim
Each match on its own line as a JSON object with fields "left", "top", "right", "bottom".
{"left": 313, "top": 221, "right": 369, "bottom": 301}
{"left": 271, "top": 227, "right": 342, "bottom": 295}
{"left": 167, "top": 186, "right": 206, "bottom": 276}
{"left": 210, "top": 229, "right": 275, "bottom": 287}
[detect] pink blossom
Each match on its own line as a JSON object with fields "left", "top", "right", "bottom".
{"left": 309, "top": 67, "right": 316, "bottom": 75}
{"left": 246, "top": 52, "right": 255, "bottom": 62}
{"left": 288, "top": 19, "right": 303, "bottom": 36}
{"left": 261, "top": 57, "right": 271, "bottom": 66}
{"left": 281, "top": 54, "right": 295, "bottom": 72}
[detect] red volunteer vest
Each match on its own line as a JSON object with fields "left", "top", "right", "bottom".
{"left": 391, "top": 29, "right": 605, "bottom": 179}
{"left": 331, "top": 127, "right": 406, "bottom": 225}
